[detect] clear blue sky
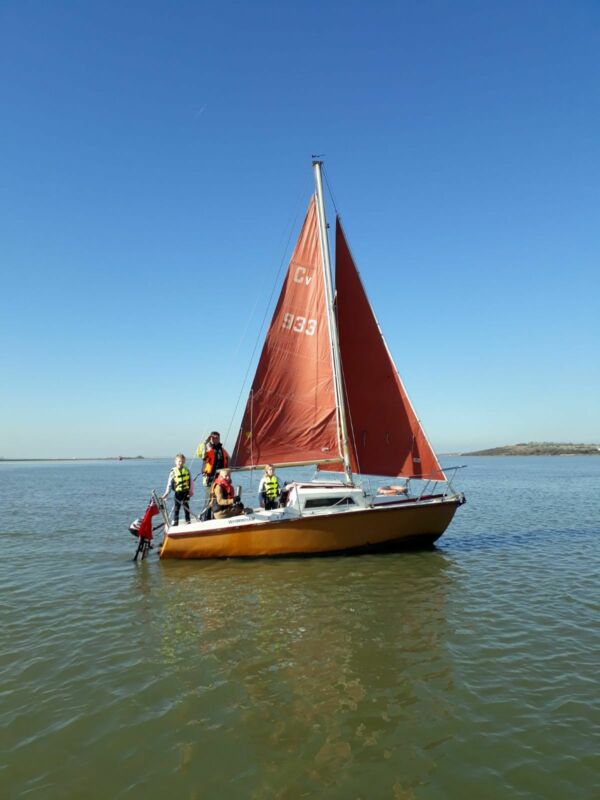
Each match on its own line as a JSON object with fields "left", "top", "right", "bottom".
{"left": 1, "top": 0, "right": 599, "bottom": 458}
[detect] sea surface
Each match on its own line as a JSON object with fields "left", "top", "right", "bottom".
{"left": 1, "top": 456, "right": 598, "bottom": 799}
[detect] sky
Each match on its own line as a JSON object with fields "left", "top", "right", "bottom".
{"left": 1, "top": 0, "right": 599, "bottom": 458}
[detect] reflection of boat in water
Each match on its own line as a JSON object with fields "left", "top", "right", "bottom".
{"left": 159, "top": 161, "right": 464, "bottom": 559}
{"left": 151, "top": 550, "right": 455, "bottom": 794}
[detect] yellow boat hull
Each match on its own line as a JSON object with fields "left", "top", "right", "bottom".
{"left": 159, "top": 496, "right": 462, "bottom": 559}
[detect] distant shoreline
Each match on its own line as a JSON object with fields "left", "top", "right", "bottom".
{"left": 0, "top": 456, "right": 146, "bottom": 462}
{"left": 461, "top": 443, "right": 600, "bottom": 456}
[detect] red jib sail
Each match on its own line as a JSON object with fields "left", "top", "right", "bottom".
{"left": 231, "top": 197, "right": 342, "bottom": 468}
{"left": 333, "top": 219, "right": 446, "bottom": 480}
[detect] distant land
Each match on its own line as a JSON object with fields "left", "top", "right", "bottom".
{"left": 462, "top": 442, "right": 600, "bottom": 456}
{"left": 0, "top": 456, "right": 145, "bottom": 462}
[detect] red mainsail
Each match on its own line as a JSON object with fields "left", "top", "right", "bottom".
{"left": 333, "top": 219, "right": 446, "bottom": 480}
{"left": 231, "top": 197, "right": 342, "bottom": 468}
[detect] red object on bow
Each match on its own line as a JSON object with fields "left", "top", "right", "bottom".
{"left": 137, "top": 499, "right": 159, "bottom": 540}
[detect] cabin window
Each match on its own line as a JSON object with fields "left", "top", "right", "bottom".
{"left": 304, "top": 497, "right": 356, "bottom": 509}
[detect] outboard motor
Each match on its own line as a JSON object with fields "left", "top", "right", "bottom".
{"left": 129, "top": 493, "right": 163, "bottom": 561}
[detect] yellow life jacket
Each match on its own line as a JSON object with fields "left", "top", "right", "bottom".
{"left": 264, "top": 475, "right": 280, "bottom": 499}
{"left": 173, "top": 466, "right": 191, "bottom": 493}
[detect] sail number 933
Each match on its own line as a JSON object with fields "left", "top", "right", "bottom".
{"left": 282, "top": 313, "right": 317, "bottom": 336}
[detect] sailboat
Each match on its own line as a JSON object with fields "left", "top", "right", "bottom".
{"left": 158, "top": 161, "right": 465, "bottom": 558}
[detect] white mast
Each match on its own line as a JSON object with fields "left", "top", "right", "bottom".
{"left": 313, "top": 160, "right": 353, "bottom": 484}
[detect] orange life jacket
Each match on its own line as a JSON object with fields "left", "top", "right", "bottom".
{"left": 203, "top": 445, "right": 230, "bottom": 476}
{"left": 210, "top": 476, "right": 235, "bottom": 512}
{"left": 210, "top": 476, "right": 235, "bottom": 501}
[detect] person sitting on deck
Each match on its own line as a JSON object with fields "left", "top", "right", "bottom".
{"left": 210, "top": 468, "right": 243, "bottom": 520}
{"left": 258, "top": 464, "right": 282, "bottom": 510}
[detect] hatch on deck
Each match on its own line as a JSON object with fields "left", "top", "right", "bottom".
{"left": 286, "top": 483, "right": 367, "bottom": 515}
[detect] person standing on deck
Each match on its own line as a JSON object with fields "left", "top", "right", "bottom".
{"left": 258, "top": 465, "right": 282, "bottom": 510}
{"left": 162, "top": 453, "right": 193, "bottom": 525}
{"left": 202, "top": 432, "right": 229, "bottom": 489}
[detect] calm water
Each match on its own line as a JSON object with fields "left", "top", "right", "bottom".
{"left": 1, "top": 457, "right": 598, "bottom": 799}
